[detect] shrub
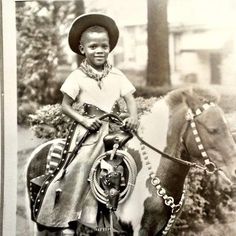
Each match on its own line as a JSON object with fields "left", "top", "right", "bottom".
{"left": 16, "top": 1, "right": 85, "bottom": 125}
{"left": 171, "top": 169, "right": 236, "bottom": 235}
{"left": 28, "top": 97, "right": 158, "bottom": 139}
{"left": 134, "top": 85, "right": 173, "bottom": 98}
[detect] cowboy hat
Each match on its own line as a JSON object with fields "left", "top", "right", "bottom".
{"left": 68, "top": 13, "right": 119, "bottom": 55}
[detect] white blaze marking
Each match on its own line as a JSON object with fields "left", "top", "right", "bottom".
{"left": 117, "top": 98, "right": 170, "bottom": 234}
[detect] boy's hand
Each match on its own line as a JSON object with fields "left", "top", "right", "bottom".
{"left": 123, "top": 116, "right": 139, "bottom": 131}
{"left": 82, "top": 117, "right": 102, "bottom": 132}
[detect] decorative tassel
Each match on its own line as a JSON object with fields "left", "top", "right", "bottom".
{"left": 110, "top": 209, "right": 114, "bottom": 236}
{"left": 54, "top": 188, "right": 62, "bottom": 206}
{"left": 97, "top": 80, "right": 102, "bottom": 89}
{"left": 218, "top": 169, "right": 233, "bottom": 185}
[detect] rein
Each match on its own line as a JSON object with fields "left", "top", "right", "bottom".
{"left": 132, "top": 130, "right": 205, "bottom": 169}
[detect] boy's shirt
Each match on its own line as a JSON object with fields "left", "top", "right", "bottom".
{"left": 60, "top": 67, "right": 136, "bottom": 113}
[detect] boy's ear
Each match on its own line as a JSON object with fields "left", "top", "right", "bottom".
{"left": 79, "top": 44, "right": 84, "bottom": 55}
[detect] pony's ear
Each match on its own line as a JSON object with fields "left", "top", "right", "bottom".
{"left": 192, "top": 86, "right": 220, "bottom": 104}
{"left": 182, "top": 89, "right": 206, "bottom": 110}
{"left": 166, "top": 86, "right": 220, "bottom": 109}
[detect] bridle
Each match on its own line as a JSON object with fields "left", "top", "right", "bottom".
{"left": 132, "top": 101, "right": 233, "bottom": 235}
{"left": 183, "top": 102, "right": 218, "bottom": 174}
{"left": 183, "top": 102, "right": 233, "bottom": 184}
{"left": 133, "top": 102, "right": 219, "bottom": 174}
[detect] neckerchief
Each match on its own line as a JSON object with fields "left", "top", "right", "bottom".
{"left": 79, "top": 59, "right": 112, "bottom": 89}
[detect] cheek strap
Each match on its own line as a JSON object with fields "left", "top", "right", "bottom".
{"left": 217, "top": 169, "right": 233, "bottom": 186}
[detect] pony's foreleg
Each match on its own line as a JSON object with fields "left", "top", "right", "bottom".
{"left": 138, "top": 197, "right": 169, "bottom": 236}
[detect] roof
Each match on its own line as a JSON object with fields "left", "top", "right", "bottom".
{"left": 180, "top": 31, "right": 231, "bottom": 51}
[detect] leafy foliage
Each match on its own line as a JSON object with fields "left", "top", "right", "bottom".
{"left": 172, "top": 169, "right": 236, "bottom": 235}
{"left": 29, "top": 103, "right": 78, "bottom": 139}
{"left": 28, "top": 97, "right": 158, "bottom": 139}
{"left": 16, "top": 1, "right": 84, "bottom": 124}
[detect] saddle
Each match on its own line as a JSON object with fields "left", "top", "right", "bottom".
{"left": 103, "top": 130, "right": 133, "bottom": 151}
{"left": 28, "top": 106, "right": 138, "bottom": 228}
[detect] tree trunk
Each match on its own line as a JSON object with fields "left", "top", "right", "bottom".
{"left": 147, "top": 0, "right": 170, "bottom": 86}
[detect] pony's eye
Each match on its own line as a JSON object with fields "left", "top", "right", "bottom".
{"left": 208, "top": 127, "right": 219, "bottom": 134}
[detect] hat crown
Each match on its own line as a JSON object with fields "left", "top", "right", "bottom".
{"left": 68, "top": 13, "right": 119, "bottom": 55}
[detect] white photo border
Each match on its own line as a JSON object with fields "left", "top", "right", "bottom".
{"left": 1, "top": 1, "right": 17, "bottom": 236}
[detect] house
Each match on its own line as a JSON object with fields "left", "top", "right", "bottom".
{"left": 111, "top": 0, "right": 236, "bottom": 86}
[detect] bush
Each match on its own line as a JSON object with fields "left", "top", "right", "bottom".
{"left": 171, "top": 169, "right": 236, "bottom": 235}
{"left": 28, "top": 97, "right": 158, "bottom": 139}
{"left": 134, "top": 85, "right": 173, "bottom": 98}
{"left": 29, "top": 103, "right": 73, "bottom": 139}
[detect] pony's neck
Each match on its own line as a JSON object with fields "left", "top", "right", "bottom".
{"left": 158, "top": 102, "right": 190, "bottom": 199}
{"left": 157, "top": 154, "right": 190, "bottom": 200}
{"left": 140, "top": 98, "right": 190, "bottom": 200}
{"left": 139, "top": 98, "right": 170, "bottom": 169}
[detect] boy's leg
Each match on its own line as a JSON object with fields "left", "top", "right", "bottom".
{"left": 61, "top": 228, "right": 75, "bottom": 236}
{"left": 36, "top": 227, "right": 75, "bottom": 236}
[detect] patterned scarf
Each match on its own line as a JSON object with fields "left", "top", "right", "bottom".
{"left": 79, "top": 59, "right": 112, "bottom": 89}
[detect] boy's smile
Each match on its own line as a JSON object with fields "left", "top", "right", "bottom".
{"left": 79, "top": 31, "right": 110, "bottom": 70}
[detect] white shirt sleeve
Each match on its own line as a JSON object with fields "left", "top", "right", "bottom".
{"left": 119, "top": 71, "right": 136, "bottom": 97}
{"left": 60, "top": 70, "right": 80, "bottom": 100}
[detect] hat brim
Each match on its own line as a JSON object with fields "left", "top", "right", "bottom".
{"left": 68, "top": 13, "right": 119, "bottom": 55}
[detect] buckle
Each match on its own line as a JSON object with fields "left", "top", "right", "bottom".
{"left": 204, "top": 161, "right": 217, "bottom": 175}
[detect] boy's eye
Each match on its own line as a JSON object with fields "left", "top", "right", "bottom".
{"left": 90, "top": 45, "right": 97, "bottom": 49}
{"left": 102, "top": 45, "right": 109, "bottom": 49}
{"left": 88, "top": 44, "right": 109, "bottom": 50}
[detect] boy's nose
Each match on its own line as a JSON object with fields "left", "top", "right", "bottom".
{"left": 95, "top": 47, "right": 105, "bottom": 53}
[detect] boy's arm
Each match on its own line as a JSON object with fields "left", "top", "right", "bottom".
{"left": 61, "top": 94, "right": 102, "bottom": 131}
{"left": 123, "top": 93, "right": 138, "bottom": 118}
{"left": 123, "top": 93, "right": 139, "bottom": 130}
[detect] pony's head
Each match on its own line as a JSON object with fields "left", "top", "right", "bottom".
{"left": 167, "top": 86, "right": 236, "bottom": 186}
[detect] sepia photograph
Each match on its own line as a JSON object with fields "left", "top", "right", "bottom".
{"left": 2, "top": 0, "right": 236, "bottom": 235}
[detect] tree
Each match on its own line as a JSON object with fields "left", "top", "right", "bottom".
{"left": 147, "top": 0, "right": 170, "bottom": 86}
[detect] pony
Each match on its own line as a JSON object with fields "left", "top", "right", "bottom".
{"left": 26, "top": 87, "right": 236, "bottom": 236}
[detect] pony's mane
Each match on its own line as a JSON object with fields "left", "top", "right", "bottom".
{"left": 165, "top": 86, "right": 220, "bottom": 108}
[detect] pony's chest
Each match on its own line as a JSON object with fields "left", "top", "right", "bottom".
{"left": 117, "top": 100, "right": 170, "bottom": 230}
{"left": 116, "top": 165, "right": 152, "bottom": 229}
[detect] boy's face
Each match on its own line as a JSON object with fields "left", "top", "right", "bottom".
{"left": 79, "top": 31, "right": 110, "bottom": 70}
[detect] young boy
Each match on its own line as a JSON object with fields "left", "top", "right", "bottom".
{"left": 34, "top": 13, "right": 138, "bottom": 234}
